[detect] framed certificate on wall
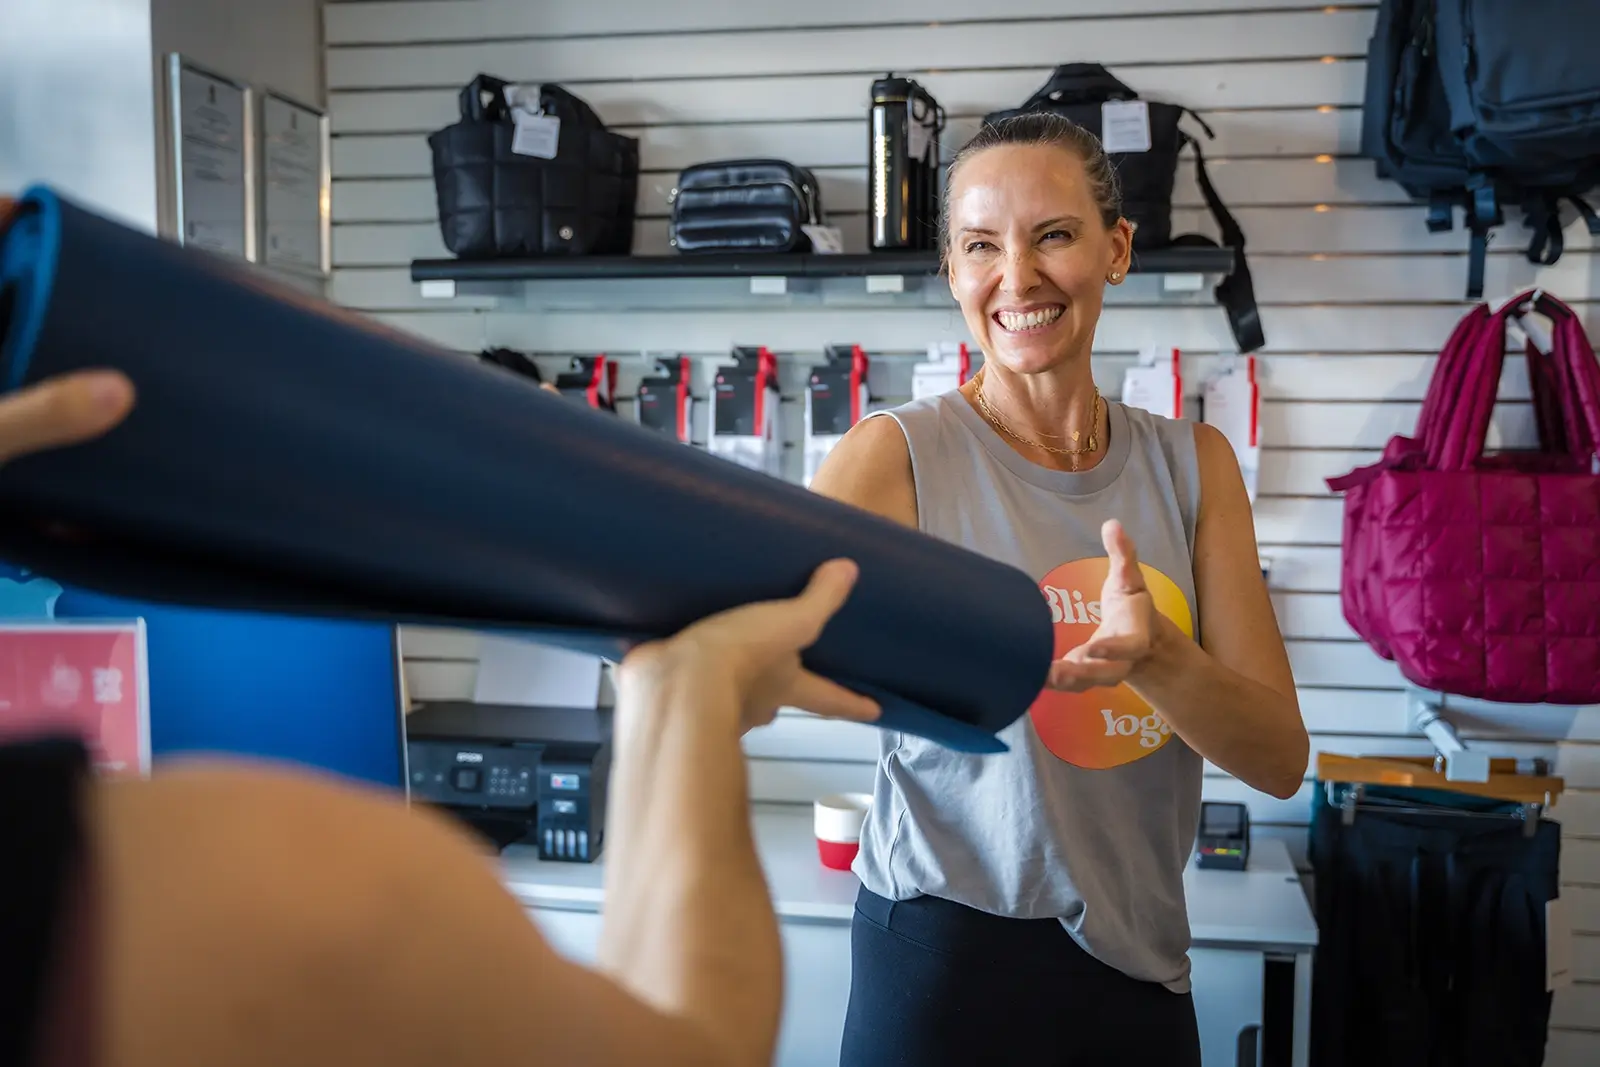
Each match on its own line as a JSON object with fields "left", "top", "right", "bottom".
{"left": 167, "top": 54, "right": 255, "bottom": 262}
{"left": 258, "top": 89, "right": 331, "bottom": 277}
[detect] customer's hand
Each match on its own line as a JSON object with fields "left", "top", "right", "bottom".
{"left": 0, "top": 194, "right": 136, "bottom": 462}
{"left": 617, "top": 559, "right": 881, "bottom": 734}
{"left": 1047, "top": 520, "right": 1161, "bottom": 692}
{"left": 0, "top": 369, "right": 135, "bottom": 464}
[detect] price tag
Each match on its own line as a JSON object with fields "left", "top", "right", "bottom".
{"left": 1101, "top": 100, "right": 1152, "bottom": 154}
{"left": 866, "top": 275, "right": 905, "bottom": 294}
{"left": 750, "top": 276, "right": 787, "bottom": 295}
{"left": 801, "top": 225, "right": 845, "bottom": 255}
{"left": 1548, "top": 897, "right": 1574, "bottom": 991}
{"left": 512, "top": 111, "right": 561, "bottom": 159}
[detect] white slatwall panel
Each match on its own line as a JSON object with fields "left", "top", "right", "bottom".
{"left": 327, "top": 1, "right": 1600, "bottom": 1047}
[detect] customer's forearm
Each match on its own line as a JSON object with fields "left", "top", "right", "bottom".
{"left": 598, "top": 669, "right": 781, "bottom": 1067}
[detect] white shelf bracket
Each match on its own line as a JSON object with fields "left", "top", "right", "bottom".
{"left": 1408, "top": 688, "right": 1491, "bottom": 782}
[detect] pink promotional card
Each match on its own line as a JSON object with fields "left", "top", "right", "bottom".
{"left": 0, "top": 621, "right": 151, "bottom": 776}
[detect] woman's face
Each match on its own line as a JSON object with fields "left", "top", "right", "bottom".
{"left": 945, "top": 143, "right": 1132, "bottom": 375}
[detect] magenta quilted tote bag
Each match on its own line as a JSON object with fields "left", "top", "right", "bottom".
{"left": 1326, "top": 291, "right": 1600, "bottom": 704}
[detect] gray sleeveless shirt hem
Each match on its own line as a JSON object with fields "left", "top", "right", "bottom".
{"left": 849, "top": 389, "right": 1205, "bottom": 994}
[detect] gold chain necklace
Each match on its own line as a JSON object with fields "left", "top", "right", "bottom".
{"left": 973, "top": 364, "right": 1103, "bottom": 469}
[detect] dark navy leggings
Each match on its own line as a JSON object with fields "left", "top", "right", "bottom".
{"left": 838, "top": 885, "right": 1202, "bottom": 1067}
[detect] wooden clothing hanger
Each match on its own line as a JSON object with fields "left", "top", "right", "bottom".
{"left": 1316, "top": 752, "right": 1565, "bottom": 808}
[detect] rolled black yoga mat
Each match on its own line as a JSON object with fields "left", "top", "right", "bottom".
{"left": 0, "top": 186, "right": 1055, "bottom": 753}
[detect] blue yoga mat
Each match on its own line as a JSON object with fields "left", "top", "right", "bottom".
{"left": 0, "top": 186, "right": 1054, "bottom": 753}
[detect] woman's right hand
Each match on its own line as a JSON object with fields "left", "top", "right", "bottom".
{"left": 616, "top": 559, "right": 881, "bottom": 735}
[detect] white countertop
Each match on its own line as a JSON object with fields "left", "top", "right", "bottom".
{"left": 500, "top": 804, "right": 1318, "bottom": 951}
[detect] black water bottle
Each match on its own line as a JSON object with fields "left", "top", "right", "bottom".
{"left": 868, "top": 75, "right": 944, "bottom": 252}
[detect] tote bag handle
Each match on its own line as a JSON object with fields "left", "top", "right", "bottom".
{"left": 458, "top": 74, "right": 513, "bottom": 123}
{"left": 1433, "top": 291, "right": 1600, "bottom": 471}
{"left": 1416, "top": 304, "right": 1491, "bottom": 455}
{"left": 1545, "top": 296, "right": 1600, "bottom": 459}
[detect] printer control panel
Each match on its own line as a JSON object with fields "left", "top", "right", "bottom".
{"left": 407, "top": 741, "right": 538, "bottom": 810}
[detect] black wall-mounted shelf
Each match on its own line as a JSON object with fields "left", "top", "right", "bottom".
{"left": 410, "top": 246, "right": 1236, "bottom": 284}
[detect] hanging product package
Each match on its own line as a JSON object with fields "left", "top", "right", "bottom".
{"left": 985, "top": 63, "right": 1264, "bottom": 354}
{"left": 707, "top": 346, "right": 783, "bottom": 478}
{"left": 0, "top": 188, "right": 1059, "bottom": 752}
{"left": 1326, "top": 290, "right": 1600, "bottom": 704}
{"left": 1120, "top": 345, "right": 1182, "bottom": 421}
{"left": 1201, "top": 356, "right": 1261, "bottom": 503}
{"left": 635, "top": 356, "right": 694, "bottom": 444}
{"left": 553, "top": 354, "right": 617, "bottom": 412}
{"left": 803, "top": 345, "right": 869, "bottom": 487}
{"left": 428, "top": 74, "right": 640, "bottom": 259}
{"left": 912, "top": 342, "right": 973, "bottom": 401}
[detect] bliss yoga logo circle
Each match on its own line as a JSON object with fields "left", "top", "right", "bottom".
{"left": 1028, "top": 557, "right": 1194, "bottom": 769}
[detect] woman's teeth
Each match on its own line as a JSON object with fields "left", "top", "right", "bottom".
{"left": 996, "top": 307, "right": 1063, "bottom": 332}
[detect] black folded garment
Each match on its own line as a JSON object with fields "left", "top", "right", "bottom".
{"left": 0, "top": 187, "right": 1055, "bottom": 752}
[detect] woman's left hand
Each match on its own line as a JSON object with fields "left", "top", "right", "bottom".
{"left": 1046, "top": 520, "right": 1162, "bottom": 692}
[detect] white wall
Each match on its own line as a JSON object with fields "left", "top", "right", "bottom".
{"left": 323, "top": 0, "right": 1600, "bottom": 1053}
{"left": 0, "top": 0, "right": 160, "bottom": 231}
{"left": 150, "top": 0, "right": 327, "bottom": 293}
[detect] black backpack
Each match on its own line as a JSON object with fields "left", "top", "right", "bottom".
{"left": 984, "top": 64, "right": 1263, "bottom": 354}
{"left": 1361, "top": 0, "right": 1600, "bottom": 299}
{"left": 428, "top": 74, "right": 640, "bottom": 259}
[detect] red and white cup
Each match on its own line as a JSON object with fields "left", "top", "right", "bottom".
{"left": 814, "top": 792, "right": 872, "bottom": 871}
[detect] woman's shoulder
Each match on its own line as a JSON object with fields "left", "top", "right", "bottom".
{"left": 1114, "top": 399, "right": 1191, "bottom": 438}
{"left": 1114, "top": 402, "right": 1203, "bottom": 466}
{"left": 1114, "top": 403, "right": 1234, "bottom": 481}
{"left": 807, "top": 407, "right": 920, "bottom": 529}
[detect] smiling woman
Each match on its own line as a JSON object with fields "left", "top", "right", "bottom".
{"left": 943, "top": 117, "right": 1131, "bottom": 437}
{"left": 809, "top": 112, "right": 1308, "bottom": 1067}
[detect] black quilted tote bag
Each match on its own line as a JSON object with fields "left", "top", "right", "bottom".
{"left": 428, "top": 74, "right": 640, "bottom": 258}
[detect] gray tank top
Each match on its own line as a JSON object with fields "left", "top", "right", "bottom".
{"left": 852, "top": 389, "right": 1205, "bottom": 992}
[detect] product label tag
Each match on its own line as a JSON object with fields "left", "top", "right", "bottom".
{"left": 801, "top": 225, "right": 845, "bottom": 255}
{"left": 1547, "top": 897, "right": 1574, "bottom": 991}
{"left": 1101, "top": 100, "right": 1152, "bottom": 154}
{"left": 512, "top": 111, "right": 561, "bottom": 159}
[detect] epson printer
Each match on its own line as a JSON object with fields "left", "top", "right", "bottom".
{"left": 405, "top": 701, "right": 611, "bottom": 862}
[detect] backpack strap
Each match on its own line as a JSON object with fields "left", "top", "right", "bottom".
{"left": 1426, "top": 192, "right": 1456, "bottom": 234}
{"left": 1524, "top": 191, "right": 1600, "bottom": 268}
{"left": 1462, "top": 179, "right": 1503, "bottom": 301}
{"left": 1178, "top": 132, "right": 1265, "bottom": 354}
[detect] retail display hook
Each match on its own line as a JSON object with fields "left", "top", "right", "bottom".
{"left": 1408, "top": 687, "right": 1492, "bottom": 783}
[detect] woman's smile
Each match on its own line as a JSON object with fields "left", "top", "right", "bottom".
{"left": 993, "top": 304, "right": 1066, "bottom": 334}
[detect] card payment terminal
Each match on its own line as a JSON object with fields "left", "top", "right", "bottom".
{"left": 1196, "top": 800, "right": 1250, "bottom": 871}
